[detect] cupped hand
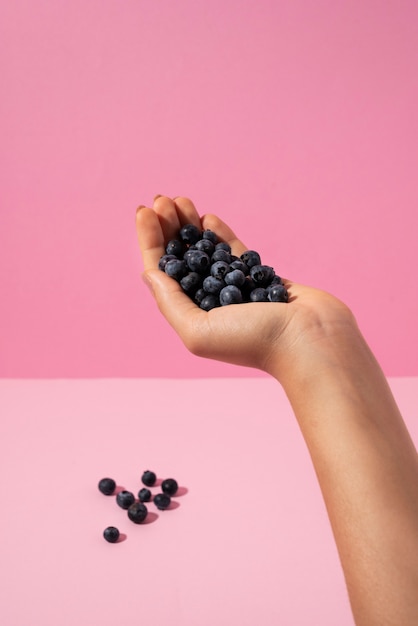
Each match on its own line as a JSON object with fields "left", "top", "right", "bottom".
{"left": 135, "top": 196, "right": 354, "bottom": 378}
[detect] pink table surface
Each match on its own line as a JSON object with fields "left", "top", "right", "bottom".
{"left": 1, "top": 377, "right": 417, "bottom": 626}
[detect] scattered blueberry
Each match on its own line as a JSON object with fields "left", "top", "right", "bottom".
{"left": 116, "top": 490, "right": 135, "bottom": 510}
{"left": 98, "top": 478, "right": 116, "bottom": 496}
{"left": 161, "top": 478, "right": 178, "bottom": 496}
{"left": 154, "top": 493, "right": 171, "bottom": 510}
{"left": 142, "top": 470, "right": 157, "bottom": 487}
{"left": 138, "top": 488, "right": 152, "bottom": 502}
{"left": 103, "top": 526, "right": 120, "bottom": 543}
{"left": 128, "top": 502, "right": 148, "bottom": 524}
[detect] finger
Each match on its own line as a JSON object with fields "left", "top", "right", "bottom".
{"left": 153, "top": 196, "right": 182, "bottom": 242}
{"left": 136, "top": 206, "right": 166, "bottom": 270}
{"left": 142, "top": 268, "right": 209, "bottom": 351}
{"left": 201, "top": 213, "right": 248, "bottom": 257}
{"left": 173, "top": 196, "right": 202, "bottom": 229}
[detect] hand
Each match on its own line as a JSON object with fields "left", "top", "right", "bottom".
{"left": 136, "top": 196, "right": 355, "bottom": 379}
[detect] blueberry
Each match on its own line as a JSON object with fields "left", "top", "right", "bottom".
{"left": 164, "top": 259, "right": 188, "bottom": 281}
{"left": 103, "top": 526, "right": 120, "bottom": 543}
{"left": 195, "top": 238, "right": 215, "bottom": 255}
{"left": 268, "top": 284, "right": 289, "bottom": 303}
{"left": 211, "top": 249, "right": 232, "bottom": 264}
{"left": 202, "top": 276, "right": 225, "bottom": 295}
{"left": 229, "top": 259, "right": 249, "bottom": 275}
{"left": 194, "top": 288, "right": 207, "bottom": 305}
{"left": 224, "top": 269, "right": 246, "bottom": 287}
{"left": 142, "top": 470, "right": 157, "bottom": 487}
{"left": 165, "top": 239, "right": 184, "bottom": 257}
{"left": 219, "top": 285, "right": 243, "bottom": 306}
{"left": 200, "top": 294, "right": 220, "bottom": 311}
{"left": 202, "top": 229, "right": 218, "bottom": 244}
{"left": 249, "top": 287, "right": 269, "bottom": 302}
{"left": 185, "top": 250, "right": 210, "bottom": 274}
{"left": 180, "top": 272, "right": 202, "bottom": 294}
{"left": 154, "top": 493, "right": 171, "bottom": 510}
{"left": 116, "top": 490, "right": 135, "bottom": 509}
{"left": 128, "top": 502, "right": 148, "bottom": 523}
{"left": 138, "top": 488, "right": 152, "bottom": 502}
{"left": 210, "top": 261, "right": 230, "bottom": 280}
{"left": 98, "top": 478, "right": 116, "bottom": 496}
{"left": 179, "top": 224, "right": 201, "bottom": 245}
{"left": 240, "top": 250, "right": 261, "bottom": 268}
{"left": 250, "top": 264, "right": 275, "bottom": 286}
{"left": 215, "top": 242, "right": 231, "bottom": 253}
{"left": 161, "top": 478, "right": 178, "bottom": 496}
{"left": 158, "top": 254, "right": 177, "bottom": 271}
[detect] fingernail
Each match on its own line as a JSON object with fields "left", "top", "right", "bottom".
{"left": 153, "top": 194, "right": 163, "bottom": 201}
{"left": 142, "top": 272, "right": 154, "bottom": 296}
{"left": 136, "top": 205, "right": 145, "bottom": 214}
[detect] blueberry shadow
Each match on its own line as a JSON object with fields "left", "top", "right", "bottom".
{"left": 141, "top": 511, "right": 159, "bottom": 525}
{"left": 174, "top": 486, "right": 188, "bottom": 497}
{"left": 165, "top": 500, "right": 181, "bottom": 511}
{"left": 116, "top": 533, "right": 127, "bottom": 543}
{"left": 114, "top": 485, "right": 126, "bottom": 495}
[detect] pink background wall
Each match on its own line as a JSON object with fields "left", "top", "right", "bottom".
{"left": 1, "top": 0, "right": 417, "bottom": 378}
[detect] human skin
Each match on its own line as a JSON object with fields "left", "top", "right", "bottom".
{"left": 136, "top": 195, "right": 418, "bottom": 626}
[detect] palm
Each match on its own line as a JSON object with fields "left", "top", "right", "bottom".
{"left": 136, "top": 197, "right": 350, "bottom": 373}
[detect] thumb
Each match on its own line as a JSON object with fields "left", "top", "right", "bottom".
{"left": 141, "top": 269, "right": 204, "bottom": 340}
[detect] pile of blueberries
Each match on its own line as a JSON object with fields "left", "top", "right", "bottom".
{"left": 158, "top": 224, "right": 288, "bottom": 310}
{"left": 99, "top": 470, "right": 180, "bottom": 543}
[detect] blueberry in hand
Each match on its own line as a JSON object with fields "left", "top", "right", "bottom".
{"left": 161, "top": 478, "right": 178, "bottom": 496}
{"left": 128, "top": 502, "right": 148, "bottom": 523}
{"left": 164, "top": 259, "right": 188, "bottom": 281}
{"left": 219, "top": 285, "right": 243, "bottom": 306}
{"left": 179, "top": 224, "right": 201, "bottom": 245}
{"left": 224, "top": 269, "right": 246, "bottom": 287}
{"left": 200, "top": 294, "right": 219, "bottom": 311}
{"left": 116, "top": 490, "right": 135, "bottom": 509}
{"left": 268, "top": 283, "right": 289, "bottom": 302}
{"left": 103, "top": 526, "right": 120, "bottom": 543}
{"left": 240, "top": 250, "right": 261, "bottom": 268}
{"left": 165, "top": 239, "right": 184, "bottom": 257}
{"left": 249, "top": 287, "right": 269, "bottom": 302}
{"left": 98, "top": 478, "right": 116, "bottom": 496}
{"left": 154, "top": 493, "right": 171, "bottom": 510}
{"left": 141, "top": 470, "right": 157, "bottom": 487}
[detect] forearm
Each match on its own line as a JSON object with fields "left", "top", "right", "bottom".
{"left": 271, "top": 322, "right": 418, "bottom": 625}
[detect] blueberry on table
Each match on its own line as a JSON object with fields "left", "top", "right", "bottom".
{"left": 154, "top": 493, "right": 171, "bottom": 510}
{"left": 98, "top": 478, "right": 116, "bottom": 496}
{"left": 116, "top": 490, "right": 135, "bottom": 509}
{"left": 138, "top": 488, "right": 152, "bottom": 502}
{"left": 161, "top": 478, "right": 178, "bottom": 496}
{"left": 141, "top": 470, "right": 157, "bottom": 487}
{"left": 128, "top": 502, "right": 148, "bottom": 523}
{"left": 103, "top": 526, "right": 120, "bottom": 543}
